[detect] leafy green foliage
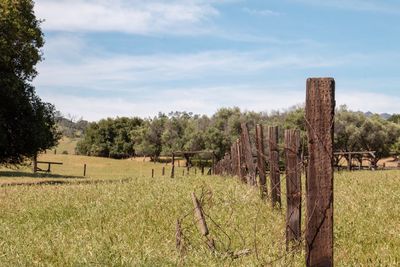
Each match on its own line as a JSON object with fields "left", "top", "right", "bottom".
{"left": 388, "top": 114, "right": 400, "bottom": 124}
{"left": 0, "top": 0, "right": 60, "bottom": 165}
{"left": 76, "top": 117, "right": 143, "bottom": 158}
{"left": 0, "top": 0, "right": 44, "bottom": 81}
{"left": 77, "top": 106, "right": 400, "bottom": 161}
{"left": 335, "top": 106, "right": 400, "bottom": 161}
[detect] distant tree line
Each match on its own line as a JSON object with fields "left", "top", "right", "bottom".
{"left": 76, "top": 106, "right": 400, "bottom": 163}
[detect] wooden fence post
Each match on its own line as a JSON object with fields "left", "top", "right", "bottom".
{"left": 192, "top": 192, "right": 216, "bottom": 251}
{"left": 152, "top": 169, "right": 154, "bottom": 178}
{"left": 285, "top": 129, "right": 302, "bottom": 249}
{"left": 305, "top": 78, "right": 335, "bottom": 267}
{"left": 268, "top": 126, "right": 281, "bottom": 208}
{"left": 212, "top": 152, "right": 216, "bottom": 175}
{"left": 171, "top": 153, "right": 175, "bottom": 178}
{"left": 236, "top": 139, "right": 245, "bottom": 181}
{"left": 241, "top": 123, "right": 257, "bottom": 185}
{"left": 348, "top": 152, "right": 352, "bottom": 171}
{"left": 32, "top": 154, "right": 38, "bottom": 173}
{"left": 162, "top": 167, "right": 165, "bottom": 176}
{"left": 83, "top": 164, "right": 87, "bottom": 177}
{"left": 256, "top": 124, "right": 267, "bottom": 198}
{"left": 231, "top": 143, "right": 238, "bottom": 177}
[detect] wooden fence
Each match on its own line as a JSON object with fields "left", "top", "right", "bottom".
{"left": 213, "top": 77, "right": 335, "bottom": 267}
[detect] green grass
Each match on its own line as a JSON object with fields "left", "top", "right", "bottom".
{"left": 51, "top": 136, "right": 80, "bottom": 155}
{"left": 0, "top": 155, "right": 399, "bottom": 266}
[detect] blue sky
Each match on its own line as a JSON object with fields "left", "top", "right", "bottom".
{"left": 33, "top": 0, "right": 400, "bottom": 121}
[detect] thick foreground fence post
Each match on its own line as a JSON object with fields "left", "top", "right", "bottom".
{"left": 305, "top": 78, "right": 335, "bottom": 267}
{"left": 284, "top": 129, "right": 302, "bottom": 249}
{"left": 268, "top": 126, "right": 281, "bottom": 208}
{"left": 256, "top": 124, "right": 267, "bottom": 198}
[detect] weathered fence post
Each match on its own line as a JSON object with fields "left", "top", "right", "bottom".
{"left": 152, "top": 169, "right": 154, "bottom": 178}
{"left": 212, "top": 152, "right": 216, "bottom": 175}
{"left": 32, "top": 154, "right": 38, "bottom": 173}
{"left": 268, "top": 126, "right": 281, "bottom": 208}
{"left": 241, "top": 123, "right": 257, "bottom": 185}
{"left": 348, "top": 152, "right": 352, "bottom": 171}
{"left": 191, "top": 192, "right": 215, "bottom": 251}
{"left": 256, "top": 124, "right": 267, "bottom": 198}
{"left": 231, "top": 143, "right": 238, "bottom": 177}
{"left": 285, "top": 129, "right": 302, "bottom": 249}
{"left": 83, "top": 164, "right": 87, "bottom": 177}
{"left": 201, "top": 165, "right": 205, "bottom": 175}
{"left": 171, "top": 153, "right": 175, "bottom": 178}
{"left": 305, "top": 78, "right": 335, "bottom": 267}
{"left": 162, "top": 167, "right": 165, "bottom": 176}
{"left": 236, "top": 139, "right": 245, "bottom": 181}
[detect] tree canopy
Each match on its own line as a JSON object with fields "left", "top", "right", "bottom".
{"left": 0, "top": 0, "right": 60, "bottom": 165}
{"left": 77, "top": 107, "right": 400, "bottom": 162}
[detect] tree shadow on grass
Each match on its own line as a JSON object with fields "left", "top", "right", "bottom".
{"left": 0, "top": 171, "right": 82, "bottom": 180}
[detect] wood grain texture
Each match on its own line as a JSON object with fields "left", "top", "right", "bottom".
{"left": 256, "top": 124, "right": 267, "bottom": 198}
{"left": 305, "top": 78, "right": 335, "bottom": 267}
{"left": 284, "top": 129, "right": 302, "bottom": 248}
{"left": 268, "top": 126, "right": 281, "bottom": 207}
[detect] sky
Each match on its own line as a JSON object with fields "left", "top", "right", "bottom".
{"left": 33, "top": 0, "right": 400, "bottom": 121}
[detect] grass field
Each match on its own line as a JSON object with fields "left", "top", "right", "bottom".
{"left": 0, "top": 154, "right": 399, "bottom": 266}
{"left": 49, "top": 136, "right": 80, "bottom": 156}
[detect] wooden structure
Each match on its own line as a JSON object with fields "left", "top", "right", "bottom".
{"left": 240, "top": 123, "right": 257, "bottom": 185}
{"left": 256, "top": 124, "right": 267, "bottom": 198}
{"left": 171, "top": 150, "right": 216, "bottom": 178}
{"left": 34, "top": 161, "right": 63, "bottom": 173}
{"left": 334, "top": 151, "right": 376, "bottom": 170}
{"left": 284, "top": 129, "right": 302, "bottom": 249}
{"left": 305, "top": 78, "right": 335, "bottom": 267}
{"left": 268, "top": 126, "right": 281, "bottom": 208}
{"left": 208, "top": 77, "right": 340, "bottom": 267}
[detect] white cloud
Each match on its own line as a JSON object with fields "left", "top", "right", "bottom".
{"left": 336, "top": 90, "right": 400, "bottom": 114}
{"left": 35, "top": 0, "right": 219, "bottom": 34}
{"left": 39, "top": 86, "right": 305, "bottom": 121}
{"left": 38, "top": 87, "right": 400, "bottom": 122}
{"left": 35, "top": 35, "right": 351, "bottom": 89}
{"left": 39, "top": 85, "right": 400, "bottom": 121}
{"left": 243, "top": 7, "right": 281, "bottom": 16}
